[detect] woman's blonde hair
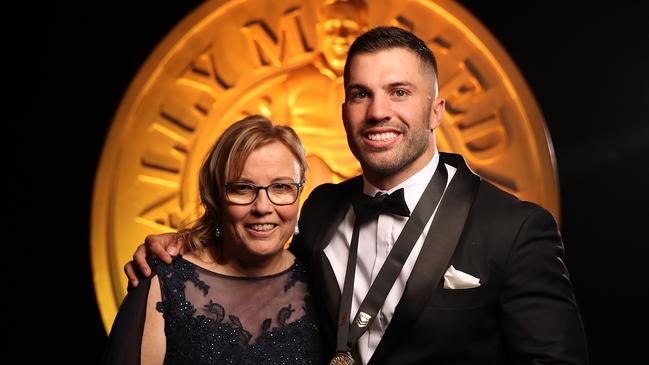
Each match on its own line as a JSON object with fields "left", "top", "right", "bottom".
{"left": 181, "top": 115, "right": 307, "bottom": 253}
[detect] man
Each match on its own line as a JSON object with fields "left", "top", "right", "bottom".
{"left": 127, "top": 27, "right": 588, "bottom": 364}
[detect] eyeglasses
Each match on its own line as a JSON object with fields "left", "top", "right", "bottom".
{"left": 224, "top": 181, "right": 304, "bottom": 206}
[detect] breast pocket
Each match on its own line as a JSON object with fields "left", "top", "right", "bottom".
{"left": 426, "top": 283, "right": 491, "bottom": 309}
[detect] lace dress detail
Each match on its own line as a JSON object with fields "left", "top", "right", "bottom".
{"left": 150, "top": 256, "right": 323, "bottom": 365}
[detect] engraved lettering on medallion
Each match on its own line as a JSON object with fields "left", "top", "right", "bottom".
{"left": 443, "top": 60, "right": 508, "bottom": 161}
{"left": 135, "top": 192, "right": 186, "bottom": 230}
{"left": 137, "top": 93, "right": 204, "bottom": 229}
{"left": 178, "top": 50, "right": 233, "bottom": 99}
{"left": 140, "top": 131, "right": 185, "bottom": 174}
{"left": 241, "top": 7, "right": 311, "bottom": 68}
{"left": 390, "top": 15, "right": 414, "bottom": 32}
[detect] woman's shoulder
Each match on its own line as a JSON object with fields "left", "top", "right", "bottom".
{"left": 148, "top": 254, "right": 200, "bottom": 282}
{"left": 149, "top": 254, "right": 211, "bottom": 298}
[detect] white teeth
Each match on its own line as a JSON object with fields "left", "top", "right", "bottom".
{"left": 249, "top": 224, "right": 275, "bottom": 231}
{"left": 368, "top": 132, "right": 398, "bottom": 141}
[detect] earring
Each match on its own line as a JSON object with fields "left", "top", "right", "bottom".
{"left": 293, "top": 224, "right": 300, "bottom": 235}
{"left": 214, "top": 227, "right": 222, "bottom": 237}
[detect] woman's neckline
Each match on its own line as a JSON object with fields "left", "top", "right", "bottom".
{"left": 177, "top": 254, "right": 297, "bottom": 280}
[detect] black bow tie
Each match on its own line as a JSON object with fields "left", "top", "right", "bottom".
{"left": 352, "top": 188, "right": 411, "bottom": 223}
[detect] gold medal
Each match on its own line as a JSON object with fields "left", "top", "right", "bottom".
{"left": 330, "top": 352, "right": 355, "bottom": 365}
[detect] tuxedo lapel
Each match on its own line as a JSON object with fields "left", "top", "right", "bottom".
{"left": 311, "top": 177, "right": 363, "bottom": 327}
{"left": 368, "top": 153, "right": 480, "bottom": 364}
{"left": 315, "top": 205, "right": 348, "bottom": 326}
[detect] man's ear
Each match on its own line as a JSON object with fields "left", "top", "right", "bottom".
{"left": 341, "top": 101, "right": 349, "bottom": 125}
{"left": 429, "top": 98, "right": 445, "bottom": 130}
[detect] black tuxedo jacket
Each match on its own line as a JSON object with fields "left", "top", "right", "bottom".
{"left": 291, "top": 152, "right": 588, "bottom": 364}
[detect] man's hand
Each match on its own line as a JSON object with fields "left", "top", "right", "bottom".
{"left": 123, "top": 232, "right": 185, "bottom": 287}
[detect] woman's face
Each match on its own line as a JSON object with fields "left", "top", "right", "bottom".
{"left": 221, "top": 141, "right": 302, "bottom": 264}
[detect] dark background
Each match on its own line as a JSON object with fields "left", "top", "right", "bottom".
{"left": 11, "top": 1, "right": 648, "bottom": 362}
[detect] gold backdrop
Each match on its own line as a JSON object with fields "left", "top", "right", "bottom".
{"left": 92, "top": 0, "right": 559, "bottom": 332}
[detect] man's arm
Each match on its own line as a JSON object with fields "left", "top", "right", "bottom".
{"left": 500, "top": 205, "right": 589, "bottom": 364}
{"left": 124, "top": 232, "right": 184, "bottom": 287}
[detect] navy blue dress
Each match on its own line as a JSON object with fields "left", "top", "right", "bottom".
{"left": 104, "top": 256, "right": 323, "bottom": 365}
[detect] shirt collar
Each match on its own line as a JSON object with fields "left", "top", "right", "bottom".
{"left": 362, "top": 150, "right": 440, "bottom": 213}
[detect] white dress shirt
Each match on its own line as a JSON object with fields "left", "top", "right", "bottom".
{"left": 323, "top": 151, "right": 456, "bottom": 363}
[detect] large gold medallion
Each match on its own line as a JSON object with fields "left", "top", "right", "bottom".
{"left": 92, "top": 0, "right": 560, "bottom": 331}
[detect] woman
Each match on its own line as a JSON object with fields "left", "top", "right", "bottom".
{"left": 104, "top": 115, "right": 323, "bottom": 364}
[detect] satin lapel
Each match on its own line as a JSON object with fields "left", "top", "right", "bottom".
{"left": 312, "top": 177, "right": 363, "bottom": 327}
{"left": 368, "top": 153, "right": 480, "bottom": 364}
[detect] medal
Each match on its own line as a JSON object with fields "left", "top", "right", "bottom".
{"left": 329, "top": 352, "right": 354, "bottom": 365}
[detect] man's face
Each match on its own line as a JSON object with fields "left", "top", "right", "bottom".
{"left": 342, "top": 48, "right": 444, "bottom": 186}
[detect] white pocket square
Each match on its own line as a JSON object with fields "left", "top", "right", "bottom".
{"left": 443, "top": 265, "right": 481, "bottom": 289}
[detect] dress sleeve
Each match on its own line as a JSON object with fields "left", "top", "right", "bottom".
{"left": 102, "top": 278, "right": 152, "bottom": 365}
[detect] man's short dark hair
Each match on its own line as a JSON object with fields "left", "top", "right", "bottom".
{"left": 343, "top": 26, "right": 438, "bottom": 89}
